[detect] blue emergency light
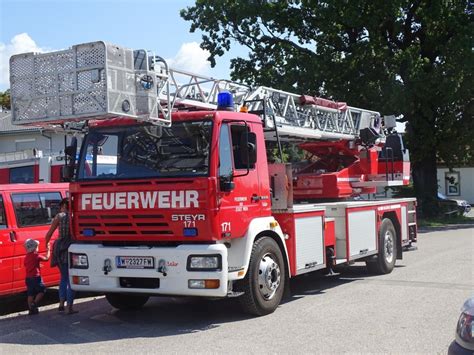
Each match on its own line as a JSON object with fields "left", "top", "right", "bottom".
{"left": 217, "top": 91, "right": 234, "bottom": 111}
{"left": 183, "top": 228, "right": 198, "bottom": 237}
{"left": 83, "top": 228, "right": 96, "bottom": 237}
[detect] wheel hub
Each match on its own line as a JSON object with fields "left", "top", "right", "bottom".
{"left": 258, "top": 253, "right": 281, "bottom": 300}
{"left": 384, "top": 231, "right": 394, "bottom": 264}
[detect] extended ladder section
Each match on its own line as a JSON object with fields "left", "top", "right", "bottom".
{"left": 10, "top": 41, "right": 383, "bottom": 143}
{"left": 158, "top": 67, "right": 251, "bottom": 111}
{"left": 243, "top": 87, "right": 381, "bottom": 142}
{"left": 154, "top": 69, "right": 383, "bottom": 142}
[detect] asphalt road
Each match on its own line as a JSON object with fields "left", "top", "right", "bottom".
{"left": 1, "top": 226, "right": 473, "bottom": 354}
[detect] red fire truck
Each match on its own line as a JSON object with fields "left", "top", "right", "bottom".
{"left": 9, "top": 42, "right": 417, "bottom": 315}
{"left": 0, "top": 150, "right": 65, "bottom": 184}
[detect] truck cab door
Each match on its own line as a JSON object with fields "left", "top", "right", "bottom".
{"left": 217, "top": 122, "right": 262, "bottom": 239}
{"left": 0, "top": 194, "right": 14, "bottom": 296}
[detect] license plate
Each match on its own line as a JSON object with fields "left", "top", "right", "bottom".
{"left": 116, "top": 256, "right": 155, "bottom": 269}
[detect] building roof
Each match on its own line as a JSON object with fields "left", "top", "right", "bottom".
{"left": 0, "top": 111, "right": 41, "bottom": 134}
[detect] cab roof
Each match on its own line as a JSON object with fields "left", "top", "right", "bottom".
{"left": 89, "top": 110, "right": 263, "bottom": 129}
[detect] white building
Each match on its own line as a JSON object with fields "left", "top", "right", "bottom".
{"left": 0, "top": 111, "right": 69, "bottom": 183}
{"left": 437, "top": 166, "right": 474, "bottom": 204}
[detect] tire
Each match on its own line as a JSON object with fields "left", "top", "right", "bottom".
{"left": 365, "top": 218, "right": 397, "bottom": 275}
{"left": 105, "top": 293, "right": 149, "bottom": 311}
{"left": 236, "top": 237, "right": 286, "bottom": 316}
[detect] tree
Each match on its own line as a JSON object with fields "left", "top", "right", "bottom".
{"left": 181, "top": 0, "right": 473, "bottom": 217}
{"left": 0, "top": 90, "right": 11, "bottom": 111}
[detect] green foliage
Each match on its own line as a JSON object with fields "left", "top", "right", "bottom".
{"left": 266, "top": 142, "right": 306, "bottom": 163}
{"left": 0, "top": 90, "right": 11, "bottom": 110}
{"left": 182, "top": 1, "right": 474, "bottom": 216}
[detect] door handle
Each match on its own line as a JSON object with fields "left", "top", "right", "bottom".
{"left": 251, "top": 194, "right": 261, "bottom": 202}
{"left": 9, "top": 231, "right": 16, "bottom": 242}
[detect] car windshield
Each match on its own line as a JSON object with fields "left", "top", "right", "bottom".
{"left": 77, "top": 120, "right": 212, "bottom": 180}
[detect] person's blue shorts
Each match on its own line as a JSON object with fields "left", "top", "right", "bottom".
{"left": 25, "top": 277, "right": 46, "bottom": 297}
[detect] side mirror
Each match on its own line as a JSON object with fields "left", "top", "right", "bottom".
{"left": 63, "top": 137, "right": 77, "bottom": 181}
{"left": 65, "top": 137, "right": 77, "bottom": 158}
{"left": 61, "top": 165, "right": 75, "bottom": 182}
{"left": 240, "top": 132, "right": 257, "bottom": 167}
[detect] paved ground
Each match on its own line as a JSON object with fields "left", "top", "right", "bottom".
{"left": 1, "top": 226, "right": 473, "bottom": 354}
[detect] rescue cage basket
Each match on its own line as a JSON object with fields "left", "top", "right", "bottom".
{"left": 9, "top": 41, "right": 171, "bottom": 127}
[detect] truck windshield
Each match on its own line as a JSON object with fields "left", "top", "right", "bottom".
{"left": 77, "top": 120, "right": 212, "bottom": 180}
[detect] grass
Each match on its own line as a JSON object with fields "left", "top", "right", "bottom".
{"left": 418, "top": 214, "right": 474, "bottom": 227}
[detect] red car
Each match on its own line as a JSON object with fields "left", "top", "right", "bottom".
{"left": 0, "top": 183, "right": 68, "bottom": 296}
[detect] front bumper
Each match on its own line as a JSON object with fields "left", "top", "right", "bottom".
{"left": 68, "top": 243, "right": 228, "bottom": 297}
{"left": 448, "top": 340, "right": 474, "bottom": 355}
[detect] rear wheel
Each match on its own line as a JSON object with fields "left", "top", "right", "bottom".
{"left": 366, "top": 218, "right": 397, "bottom": 275}
{"left": 237, "top": 237, "right": 286, "bottom": 316}
{"left": 105, "top": 293, "right": 149, "bottom": 310}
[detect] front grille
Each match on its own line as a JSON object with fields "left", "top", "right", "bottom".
{"left": 78, "top": 213, "right": 173, "bottom": 237}
{"left": 74, "top": 179, "right": 208, "bottom": 239}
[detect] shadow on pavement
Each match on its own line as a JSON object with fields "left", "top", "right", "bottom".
{"left": 418, "top": 224, "right": 474, "bottom": 233}
{"left": 0, "top": 264, "right": 380, "bottom": 345}
{"left": 0, "top": 290, "right": 98, "bottom": 316}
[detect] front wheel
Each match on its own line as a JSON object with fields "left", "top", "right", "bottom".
{"left": 236, "top": 237, "right": 286, "bottom": 316}
{"left": 366, "top": 218, "right": 397, "bottom": 275}
{"left": 105, "top": 293, "right": 149, "bottom": 311}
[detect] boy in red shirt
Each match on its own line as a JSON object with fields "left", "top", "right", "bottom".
{"left": 24, "top": 239, "right": 50, "bottom": 315}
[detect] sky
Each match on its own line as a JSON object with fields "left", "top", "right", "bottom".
{"left": 0, "top": 0, "right": 244, "bottom": 91}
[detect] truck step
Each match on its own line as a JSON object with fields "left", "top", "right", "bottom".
{"left": 335, "top": 258, "right": 347, "bottom": 265}
{"left": 227, "top": 291, "right": 244, "bottom": 298}
{"left": 404, "top": 244, "right": 418, "bottom": 251}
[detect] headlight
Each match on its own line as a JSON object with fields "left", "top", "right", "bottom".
{"left": 455, "top": 298, "right": 474, "bottom": 351}
{"left": 70, "top": 253, "right": 89, "bottom": 269}
{"left": 187, "top": 255, "right": 221, "bottom": 271}
{"left": 72, "top": 276, "right": 90, "bottom": 285}
{"left": 188, "top": 279, "right": 220, "bottom": 289}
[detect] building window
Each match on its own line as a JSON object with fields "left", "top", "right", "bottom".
{"left": 15, "top": 139, "right": 36, "bottom": 151}
{"left": 10, "top": 166, "right": 34, "bottom": 183}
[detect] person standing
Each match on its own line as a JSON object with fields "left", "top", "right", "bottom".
{"left": 24, "top": 239, "right": 50, "bottom": 315}
{"left": 45, "top": 198, "right": 78, "bottom": 315}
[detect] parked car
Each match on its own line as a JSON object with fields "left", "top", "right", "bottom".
{"left": 0, "top": 183, "right": 68, "bottom": 297}
{"left": 437, "top": 192, "right": 471, "bottom": 216}
{"left": 448, "top": 297, "right": 474, "bottom": 354}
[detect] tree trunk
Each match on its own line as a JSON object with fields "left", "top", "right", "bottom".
{"left": 411, "top": 150, "right": 439, "bottom": 218}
